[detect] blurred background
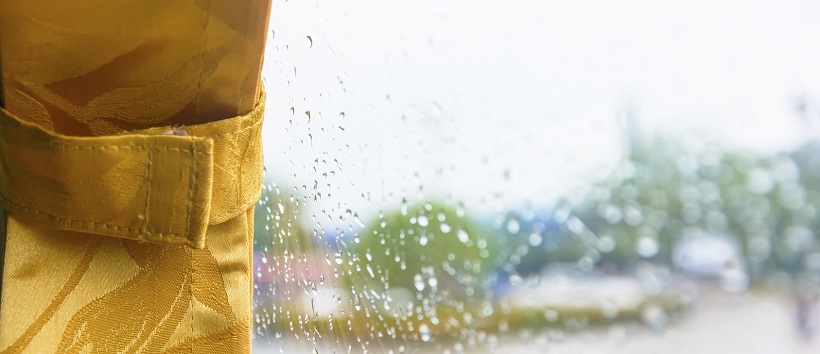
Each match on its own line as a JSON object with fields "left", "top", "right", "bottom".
{"left": 254, "top": 0, "right": 820, "bottom": 352}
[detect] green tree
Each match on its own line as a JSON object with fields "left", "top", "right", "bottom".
{"left": 350, "top": 202, "right": 496, "bottom": 300}
{"left": 545, "top": 138, "right": 820, "bottom": 281}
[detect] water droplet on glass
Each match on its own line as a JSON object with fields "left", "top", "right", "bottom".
{"left": 509, "top": 274, "right": 523, "bottom": 287}
{"left": 353, "top": 213, "right": 365, "bottom": 228}
{"left": 747, "top": 168, "right": 774, "bottom": 194}
{"left": 636, "top": 236, "right": 659, "bottom": 258}
{"left": 418, "top": 215, "right": 429, "bottom": 227}
{"left": 598, "top": 235, "right": 616, "bottom": 253}
{"left": 457, "top": 229, "right": 470, "bottom": 244}
{"left": 506, "top": 218, "right": 520, "bottom": 234}
{"left": 527, "top": 232, "right": 542, "bottom": 247}
{"left": 440, "top": 223, "right": 451, "bottom": 233}
{"left": 414, "top": 274, "right": 425, "bottom": 291}
{"left": 400, "top": 198, "right": 408, "bottom": 216}
{"left": 419, "top": 323, "right": 432, "bottom": 342}
{"left": 641, "top": 304, "right": 668, "bottom": 333}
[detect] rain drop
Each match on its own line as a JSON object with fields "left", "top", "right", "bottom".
{"left": 440, "top": 223, "right": 451, "bottom": 233}
{"left": 418, "top": 215, "right": 429, "bottom": 227}
{"left": 457, "top": 229, "right": 470, "bottom": 244}
{"left": 506, "top": 218, "right": 520, "bottom": 234}
{"left": 527, "top": 232, "right": 542, "bottom": 247}
{"left": 636, "top": 236, "right": 659, "bottom": 258}
{"left": 414, "top": 274, "right": 425, "bottom": 291}
{"left": 419, "top": 324, "right": 432, "bottom": 342}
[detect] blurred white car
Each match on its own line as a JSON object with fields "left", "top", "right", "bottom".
{"left": 672, "top": 233, "right": 749, "bottom": 293}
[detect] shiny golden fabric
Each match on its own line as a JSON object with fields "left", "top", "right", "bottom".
{"left": 0, "top": 1, "right": 270, "bottom": 352}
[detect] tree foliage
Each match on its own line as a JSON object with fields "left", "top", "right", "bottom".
{"left": 351, "top": 202, "right": 497, "bottom": 299}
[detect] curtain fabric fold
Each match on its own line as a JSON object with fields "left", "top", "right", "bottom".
{"left": 0, "top": 1, "right": 271, "bottom": 352}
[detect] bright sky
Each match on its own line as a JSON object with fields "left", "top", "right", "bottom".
{"left": 260, "top": 0, "right": 820, "bottom": 227}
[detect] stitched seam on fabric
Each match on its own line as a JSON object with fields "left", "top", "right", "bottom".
{"left": 0, "top": 194, "right": 187, "bottom": 240}
{"left": 0, "top": 145, "right": 211, "bottom": 241}
{"left": 4, "top": 102, "right": 260, "bottom": 148}
{"left": 48, "top": 144, "right": 193, "bottom": 152}
{"left": 207, "top": 116, "right": 263, "bottom": 139}
{"left": 23, "top": 140, "right": 213, "bottom": 155}
{"left": 192, "top": 1, "right": 210, "bottom": 345}
{"left": 1, "top": 109, "right": 263, "bottom": 234}
{"left": 143, "top": 139, "right": 154, "bottom": 236}
{"left": 185, "top": 140, "right": 196, "bottom": 245}
{"left": 11, "top": 106, "right": 263, "bottom": 151}
{"left": 105, "top": 110, "right": 261, "bottom": 140}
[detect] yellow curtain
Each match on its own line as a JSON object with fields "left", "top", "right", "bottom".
{"left": 0, "top": 1, "right": 270, "bottom": 352}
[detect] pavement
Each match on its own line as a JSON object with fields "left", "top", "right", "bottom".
{"left": 255, "top": 288, "right": 820, "bottom": 353}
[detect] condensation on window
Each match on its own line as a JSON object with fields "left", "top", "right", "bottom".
{"left": 254, "top": 0, "right": 820, "bottom": 353}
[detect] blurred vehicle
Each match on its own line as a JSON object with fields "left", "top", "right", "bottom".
{"left": 672, "top": 232, "right": 749, "bottom": 293}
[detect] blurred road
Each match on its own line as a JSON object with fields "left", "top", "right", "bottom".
{"left": 492, "top": 290, "right": 820, "bottom": 354}
{"left": 255, "top": 289, "right": 820, "bottom": 353}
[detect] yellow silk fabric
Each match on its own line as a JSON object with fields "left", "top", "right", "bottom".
{"left": 0, "top": 0, "right": 270, "bottom": 353}
{"left": 0, "top": 0, "right": 271, "bottom": 134}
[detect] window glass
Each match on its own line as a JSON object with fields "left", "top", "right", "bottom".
{"left": 255, "top": 0, "right": 820, "bottom": 352}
